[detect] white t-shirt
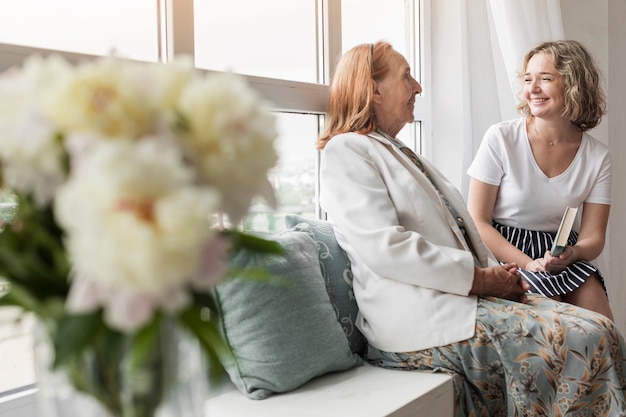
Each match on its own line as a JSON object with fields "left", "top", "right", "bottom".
{"left": 467, "top": 117, "right": 612, "bottom": 233}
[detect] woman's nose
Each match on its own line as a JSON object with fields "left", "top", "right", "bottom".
{"left": 530, "top": 80, "right": 540, "bottom": 92}
{"left": 414, "top": 79, "right": 423, "bottom": 95}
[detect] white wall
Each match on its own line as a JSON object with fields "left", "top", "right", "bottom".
{"left": 560, "top": 0, "right": 609, "bottom": 143}
{"left": 428, "top": 0, "right": 467, "bottom": 181}
{"left": 559, "top": 0, "right": 624, "bottom": 335}
{"left": 607, "top": 0, "right": 626, "bottom": 335}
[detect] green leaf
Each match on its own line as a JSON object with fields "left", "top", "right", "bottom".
{"left": 178, "top": 306, "right": 232, "bottom": 381}
{"left": 128, "top": 315, "right": 162, "bottom": 370}
{"left": 172, "top": 109, "right": 190, "bottom": 133}
{"left": 53, "top": 131, "right": 71, "bottom": 175}
{"left": 0, "top": 283, "right": 46, "bottom": 314}
{"left": 224, "top": 230, "right": 284, "bottom": 255}
{"left": 52, "top": 312, "right": 105, "bottom": 368}
{"left": 225, "top": 265, "right": 275, "bottom": 282}
{"left": 0, "top": 194, "right": 70, "bottom": 302}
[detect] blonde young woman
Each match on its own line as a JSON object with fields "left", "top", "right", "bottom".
{"left": 319, "top": 40, "right": 625, "bottom": 417}
{"left": 467, "top": 40, "right": 614, "bottom": 320}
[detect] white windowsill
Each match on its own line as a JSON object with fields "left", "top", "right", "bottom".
{"left": 0, "top": 388, "right": 37, "bottom": 417}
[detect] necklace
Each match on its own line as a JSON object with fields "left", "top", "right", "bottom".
{"left": 530, "top": 118, "right": 556, "bottom": 146}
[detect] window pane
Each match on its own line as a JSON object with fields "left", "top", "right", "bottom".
{"left": 341, "top": 1, "right": 422, "bottom": 154}
{"left": 341, "top": 0, "right": 410, "bottom": 57}
{"left": 194, "top": 0, "right": 318, "bottom": 83}
{"left": 0, "top": 0, "right": 158, "bottom": 62}
{"left": 398, "top": 121, "right": 422, "bottom": 154}
{"left": 244, "top": 113, "right": 319, "bottom": 233}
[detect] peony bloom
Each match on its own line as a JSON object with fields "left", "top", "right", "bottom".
{"left": 176, "top": 72, "right": 279, "bottom": 222}
{"left": 0, "top": 54, "right": 279, "bottom": 335}
{"left": 0, "top": 55, "right": 73, "bottom": 206}
{"left": 146, "top": 55, "right": 195, "bottom": 111}
{"left": 55, "top": 139, "right": 221, "bottom": 331}
{"left": 45, "top": 56, "right": 156, "bottom": 139}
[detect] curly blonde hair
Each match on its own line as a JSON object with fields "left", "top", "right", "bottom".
{"left": 516, "top": 40, "right": 606, "bottom": 132}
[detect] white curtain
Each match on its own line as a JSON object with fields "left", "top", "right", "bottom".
{"left": 460, "top": 0, "right": 565, "bottom": 197}
{"left": 488, "top": 0, "right": 564, "bottom": 94}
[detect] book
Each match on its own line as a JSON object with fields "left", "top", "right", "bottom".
{"left": 550, "top": 206, "right": 579, "bottom": 256}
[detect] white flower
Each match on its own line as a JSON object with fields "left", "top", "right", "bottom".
{"left": 176, "top": 72, "right": 279, "bottom": 222}
{"left": 45, "top": 56, "right": 157, "bottom": 139}
{"left": 146, "top": 55, "right": 195, "bottom": 111}
{"left": 1, "top": 54, "right": 279, "bottom": 334}
{"left": 0, "top": 55, "right": 73, "bottom": 206}
{"left": 55, "top": 139, "right": 221, "bottom": 331}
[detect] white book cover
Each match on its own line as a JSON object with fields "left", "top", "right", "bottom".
{"left": 550, "top": 206, "right": 579, "bottom": 256}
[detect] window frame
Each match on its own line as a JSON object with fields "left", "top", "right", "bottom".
{"left": 0, "top": 0, "right": 431, "bottom": 413}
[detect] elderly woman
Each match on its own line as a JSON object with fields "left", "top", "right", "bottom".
{"left": 317, "top": 41, "right": 626, "bottom": 416}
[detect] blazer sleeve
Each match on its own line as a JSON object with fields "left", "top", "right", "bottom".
{"left": 320, "top": 134, "right": 475, "bottom": 296}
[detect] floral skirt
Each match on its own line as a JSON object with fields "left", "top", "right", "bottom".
{"left": 493, "top": 221, "right": 603, "bottom": 297}
{"left": 367, "top": 295, "right": 626, "bottom": 417}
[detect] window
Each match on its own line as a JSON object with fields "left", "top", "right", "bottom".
{"left": 0, "top": 1, "right": 428, "bottom": 412}
{"left": 194, "top": 0, "right": 319, "bottom": 83}
{"left": 244, "top": 113, "right": 320, "bottom": 233}
{"left": 195, "top": 0, "right": 426, "bottom": 232}
{"left": 341, "top": 0, "right": 412, "bottom": 56}
{"left": 0, "top": 0, "right": 159, "bottom": 62}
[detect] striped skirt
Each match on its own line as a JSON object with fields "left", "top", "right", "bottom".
{"left": 493, "top": 221, "right": 603, "bottom": 297}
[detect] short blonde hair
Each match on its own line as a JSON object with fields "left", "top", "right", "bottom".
{"left": 517, "top": 40, "right": 606, "bottom": 132}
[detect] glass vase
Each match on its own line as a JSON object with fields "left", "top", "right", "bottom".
{"left": 34, "top": 320, "right": 209, "bottom": 417}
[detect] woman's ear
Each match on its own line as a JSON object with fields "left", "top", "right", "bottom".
{"left": 372, "top": 82, "right": 383, "bottom": 104}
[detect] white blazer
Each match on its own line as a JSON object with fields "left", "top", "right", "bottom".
{"left": 320, "top": 131, "right": 498, "bottom": 352}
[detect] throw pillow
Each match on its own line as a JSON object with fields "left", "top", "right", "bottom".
{"left": 284, "top": 214, "right": 367, "bottom": 356}
{"left": 211, "top": 229, "right": 362, "bottom": 400}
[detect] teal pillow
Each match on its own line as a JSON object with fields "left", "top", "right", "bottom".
{"left": 284, "top": 214, "right": 367, "bottom": 356}
{"left": 211, "top": 229, "right": 362, "bottom": 400}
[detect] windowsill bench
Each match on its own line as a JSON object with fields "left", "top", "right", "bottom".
{"left": 205, "top": 214, "right": 455, "bottom": 416}
{"left": 205, "top": 361, "right": 454, "bottom": 417}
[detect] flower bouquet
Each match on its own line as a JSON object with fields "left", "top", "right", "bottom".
{"left": 0, "top": 54, "right": 282, "bottom": 417}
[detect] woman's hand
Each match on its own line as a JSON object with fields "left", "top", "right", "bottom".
{"left": 542, "top": 246, "right": 576, "bottom": 273}
{"left": 470, "top": 263, "right": 530, "bottom": 303}
{"left": 524, "top": 258, "right": 546, "bottom": 272}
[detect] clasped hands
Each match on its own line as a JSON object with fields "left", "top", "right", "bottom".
{"left": 524, "top": 246, "right": 575, "bottom": 274}
{"left": 471, "top": 263, "right": 530, "bottom": 303}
